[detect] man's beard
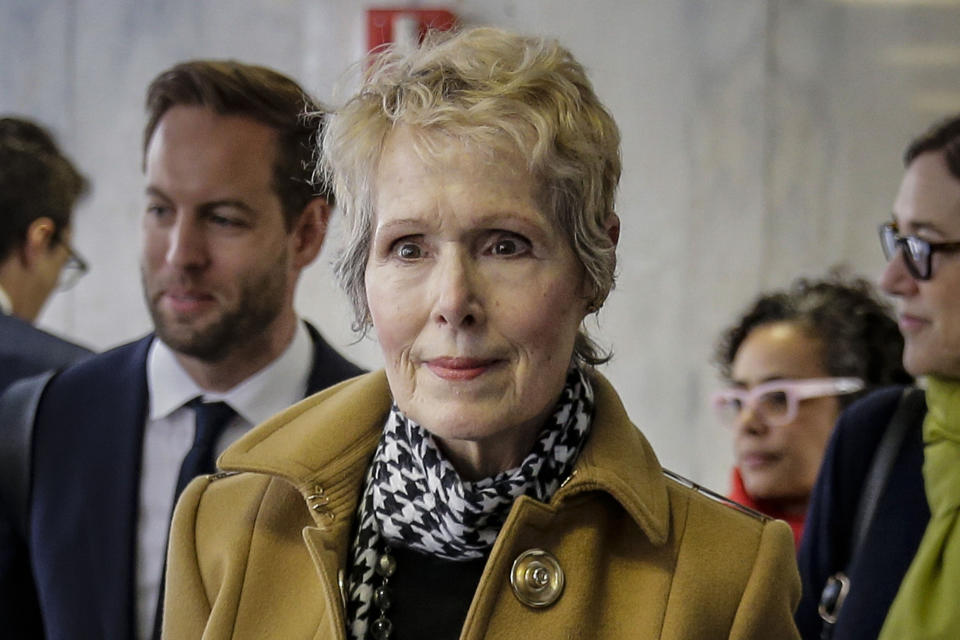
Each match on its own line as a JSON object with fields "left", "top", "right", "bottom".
{"left": 143, "top": 254, "right": 289, "bottom": 362}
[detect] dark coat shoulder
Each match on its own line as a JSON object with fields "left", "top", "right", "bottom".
{"left": 0, "top": 314, "right": 93, "bottom": 394}
{"left": 796, "top": 386, "right": 929, "bottom": 640}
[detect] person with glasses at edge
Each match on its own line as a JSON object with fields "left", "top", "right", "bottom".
{"left": 713, "top": 270, "right": 910, "bottom": 549}
{"left": 0, "top": 116, "right": 93, "bottom": 395}
{"left": 796, "top": 114, "right": 960, "bottom": 640}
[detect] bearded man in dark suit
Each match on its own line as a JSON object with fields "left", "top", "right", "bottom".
{"left": 1, "top": 61, "right": 364, "bottom": 640}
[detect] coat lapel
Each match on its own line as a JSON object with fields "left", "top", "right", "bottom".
{"left": 302, "top": 528, "right": 350, "bottom": 640}
{"left": 554, "top": 372, "right": 671, "bottom": 544}
{"left": 220, "top": 372, "right": 389, "bottom": 637}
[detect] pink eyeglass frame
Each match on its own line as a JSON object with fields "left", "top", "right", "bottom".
{"left": 711, "top": 377, "right": 866, "bottom": 427}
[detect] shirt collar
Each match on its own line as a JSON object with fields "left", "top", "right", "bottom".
{"left": 0, "top": 284, "right": 13, "bottom": 315}
{"left": 147, "top": 320, "right": 313, "bottom": 425}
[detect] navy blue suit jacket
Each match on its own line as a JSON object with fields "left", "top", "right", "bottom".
{"left": 795, "top": 386, "right": 929, "bottom": 640}
{"left": 0, "top": 311, "right": 92, "bottom": 637}
{"left": 6, "top": 323, "right": 362, "bottom": 639}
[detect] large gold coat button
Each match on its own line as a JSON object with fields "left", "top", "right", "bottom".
{"left": 510, "top": 548, "right": 565, "bottom": 608}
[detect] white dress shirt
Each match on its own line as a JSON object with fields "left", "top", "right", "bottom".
{"left": 135, "top": 321, "right": 312, "bottom": 640}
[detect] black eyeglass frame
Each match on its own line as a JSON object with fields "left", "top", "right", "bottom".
{"left": 878, "top": 222, "right": 960, "bottom": 281}
{"left": 56, "top": 241, "right": 89, "bottom": 291}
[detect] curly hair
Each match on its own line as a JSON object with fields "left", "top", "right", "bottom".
{"left": 0, "top": 117, "right": 88, "bottom": 261}
{"left": 319, "top": 27, "right": 621, "bottom": 366}
{"left": 715, "top": 269, "right": 912, "bottom": 408}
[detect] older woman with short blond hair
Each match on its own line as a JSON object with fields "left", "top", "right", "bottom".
{"left": 163, "top": 27, "right": 801, "bottom": 639}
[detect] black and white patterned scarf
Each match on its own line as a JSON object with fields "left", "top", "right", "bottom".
{"left": 345, "top": 366, "right": 594, "bottom": 639}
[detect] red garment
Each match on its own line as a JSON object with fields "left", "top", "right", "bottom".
{"left": 727, "top": 468, "right": 805, "bottom": 549}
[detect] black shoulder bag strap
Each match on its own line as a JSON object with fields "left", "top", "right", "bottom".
{"left": 817, "top": 386, "right": 927, "bottom": 639}
{"left": 0, "top": 370, "right": 57, "bottom": 541}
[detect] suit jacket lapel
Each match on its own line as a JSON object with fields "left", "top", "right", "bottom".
{"left": 31, "top": 335, "right": 151, "bottom": 639}
{"left": 104, "top": 336, "right": 152, "bottom": 638}
{"left": 303, "top": 321, "right": 364, "bottom": 395}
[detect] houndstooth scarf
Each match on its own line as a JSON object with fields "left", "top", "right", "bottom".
{"left": 345, "top": 366, "right": 594, "bottom": 639}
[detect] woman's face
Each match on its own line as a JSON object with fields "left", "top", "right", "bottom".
{"left": 365, "top": 127, "right": 590, "bottom": 479}
{"left": 880, "top": 150, "right": 960, "bottom": 379}
{"left": 730, "top": 321, "right": 840, "bottom": 509}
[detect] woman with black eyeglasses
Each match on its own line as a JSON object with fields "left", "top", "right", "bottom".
{"left": 796, "top": 115, "right": 960, "bottom": 640}
{"left": 713, "top": 271, "right": 910, "bottom": 548}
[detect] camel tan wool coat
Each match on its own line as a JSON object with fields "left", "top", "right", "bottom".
{"left": 163, "top": 371, "right": 801, "bottom": 639}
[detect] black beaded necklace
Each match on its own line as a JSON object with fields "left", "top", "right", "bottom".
{"left": 369, "top": 543, "right": 396, "bottom": 640}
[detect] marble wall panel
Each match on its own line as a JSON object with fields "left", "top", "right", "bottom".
{"left": 4, "top": 0, "right": 960, "bottom": 491}
{"left": 672, "top": 1, "right": 769, "bottom": 481}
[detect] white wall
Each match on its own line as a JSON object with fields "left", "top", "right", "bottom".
{"left": 4, "top": 0, "right": 959, "bottom": 491}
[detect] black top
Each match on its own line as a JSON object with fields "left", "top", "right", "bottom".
{"left": 796, "top": 386, "right": 930, "bottom": 640}
{"left": 390, "top": 545, "right": 488, "bottom": 639}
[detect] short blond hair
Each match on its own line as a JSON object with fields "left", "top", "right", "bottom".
{"left": 320, "top": 27, "right": 621, "bottom": 365}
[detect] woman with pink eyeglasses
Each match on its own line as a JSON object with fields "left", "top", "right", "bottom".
{"left": 712, "top": 271, "right": 911, "bottom": 547}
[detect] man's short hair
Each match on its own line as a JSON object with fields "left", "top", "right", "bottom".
{"left": 0, "top": 117, "right": 89, "bottom": 262}
{"left": 143, "top": 60, "right": 332, "bottom": 229}
{"left": 904, "top": 113, "right": 960, "bottom": 178}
